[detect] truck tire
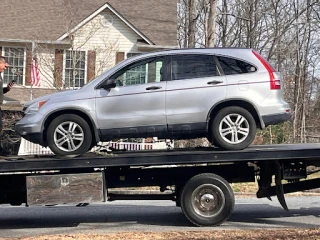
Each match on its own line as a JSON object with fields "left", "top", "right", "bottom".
{"left": 47, "top": 114, "right": 92, "bottom": 156}
{"left": 211, "top": 106, "right": 256, "bottom": 150}
{"left": 180, "top": 173, "right": 234, "bottom": 226}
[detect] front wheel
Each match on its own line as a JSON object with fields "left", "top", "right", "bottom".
{"left": 46, "top": 114, "right": 92, "bottom": 156}
{"left": 211, "top": 106, "right": 256, "bottom": 150}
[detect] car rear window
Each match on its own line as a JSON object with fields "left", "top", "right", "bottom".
{"left": 217, "top": 56, "right": 257, "bottom": 75}
{"left": 171, "top": 54, "right": 218, "bottom": 80}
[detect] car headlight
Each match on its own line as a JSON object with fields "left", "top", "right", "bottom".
{"left": 24, "top": 100, "right": 49, "bottom": 114}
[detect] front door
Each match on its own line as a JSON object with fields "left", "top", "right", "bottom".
{"left": 95, "top": 56, "right": 168, "bottom": 140}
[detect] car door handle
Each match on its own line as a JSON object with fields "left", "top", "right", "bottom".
{"left": 146, "top": 86, "right": 162, "bottom": 90}
{"left": 207, "top": 80, "right": 223, "bottom": 85}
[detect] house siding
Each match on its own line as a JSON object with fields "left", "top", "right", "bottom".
{"left": 4, "top": 9, "right": 150, "bottom": 103}
{"left": 72, "top": 9, "right": 144, "bottom": 78}
{"left": 38, "top": 49, "right": 56, "bottom": 88}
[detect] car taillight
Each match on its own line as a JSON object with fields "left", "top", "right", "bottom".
{"left": 252, "top": 50, "right": 280, "bottom": 90}
{"left": 270, "top": 72, "right": 281, "bottom": 90}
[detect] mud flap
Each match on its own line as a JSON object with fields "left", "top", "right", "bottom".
{"left": 274, "top": 161, "right": 288, "bottom": 211}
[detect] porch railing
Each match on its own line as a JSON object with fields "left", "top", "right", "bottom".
{"left": 18, "top": 138, "right": 171, "bottom": 156}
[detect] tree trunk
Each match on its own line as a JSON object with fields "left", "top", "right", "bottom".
{"left": 206, "top": 0, "right": 217, "bottom": 47}
{"left": 188, "top": 0, "right": 197, "bottom": 48}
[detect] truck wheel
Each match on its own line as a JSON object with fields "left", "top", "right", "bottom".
{"left": 180, "top": 173, "right": 234, "bottom": 226}
{"left": 211, "top": 106, "right": 256, "bottom": 150}
{"left": 47, "top": 114, "right": 92, "bottom": 156}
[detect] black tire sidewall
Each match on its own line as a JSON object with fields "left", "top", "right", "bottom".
{"left": 47, "top": 114, "right": 92, "bottom": 156}
{"left": 212, "top": 106, "right": 256, "bottom": 150}
{"left": 181, "top": 173, "right": 234, "bottom": 226}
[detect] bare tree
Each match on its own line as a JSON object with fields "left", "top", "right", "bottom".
{"left": 177, "top": 0, "right": 320, "bottom": 144}
{"left": 188, "top": 0, "right": 197, "bottom": 47}
{"left": 206, "top": 0, "right": 218, "bottom": 47}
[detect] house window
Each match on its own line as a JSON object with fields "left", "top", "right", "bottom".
{"left": 111, "top": 57, "right": 164, "bottom": 86}
{"left": 123, "top": 53, "right": 146, "bottom": 85}
{"left": 65, "top": 50, "right": 86, "bottom": 88}
{"left": 126, "top": 53, "right": 142, "bottom": 58}
{"left": 126, "top": 63, "right": 147, "bottom": 85}
{"left": 3, "top": 47, "right": 25, "bottom": 85}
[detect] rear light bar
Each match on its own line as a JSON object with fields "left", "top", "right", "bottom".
{"left": 252, "top": 50, "right": 280, "bottom": 90}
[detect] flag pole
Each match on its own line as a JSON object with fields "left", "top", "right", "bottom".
{"left": 30, "top": 41, "right": 35, "bottom": 100}
{"left": 30, "top": 83, "right": 33, "bottom": 100}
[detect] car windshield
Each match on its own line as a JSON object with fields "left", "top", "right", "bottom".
{"left": 80, "top": 68, "right": 114, "bottom": 89}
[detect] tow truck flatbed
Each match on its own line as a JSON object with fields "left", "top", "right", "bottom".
{"left": 0, "top": 143, "right": 319, "bottom": 227}
{"left": 0, "top": 144, "right": 320, "bottom": 172}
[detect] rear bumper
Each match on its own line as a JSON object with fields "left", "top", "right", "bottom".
{"left": 262, "top": 112, "right": 291, "bottom": 127}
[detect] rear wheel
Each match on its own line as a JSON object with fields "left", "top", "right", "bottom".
{"left": 211, "top": 106, "right": 256, "bottom": 150}
{"left": 180, "top": 173, "right": 234, "bottom": 226}
{"left": 47, "top": 114, "right": 92, "bottom": 156}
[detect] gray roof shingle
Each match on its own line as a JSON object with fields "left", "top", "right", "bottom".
{"left": 1, "top": 0, "right": 177, "bottom": 46}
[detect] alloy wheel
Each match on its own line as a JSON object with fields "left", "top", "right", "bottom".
{"left": 219, "top": 113, "right": 250, "bottom": 144}
{"left": 53, "top": 121, "right": 84, "bottom": 152}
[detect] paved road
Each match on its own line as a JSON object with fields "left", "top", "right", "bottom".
{"left": 0, "top": 196, "right": 319, "bottom": 238}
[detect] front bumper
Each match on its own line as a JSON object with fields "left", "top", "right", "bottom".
{"left": 15, "top": 114, "right": 45, "bottom": 146}
{"left": 20, "top": 132, "right": 44, "bottom": 145}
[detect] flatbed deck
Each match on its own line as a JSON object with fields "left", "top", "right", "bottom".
{"left": 0, "top": 143, "right": 319, "bottom": 227}
{"left": 1, "top": 143, "right": 320, "bottom": 172}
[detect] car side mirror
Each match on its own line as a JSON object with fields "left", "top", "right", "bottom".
{"left": 103, "top": 79, "right": 116, "bottom": 90}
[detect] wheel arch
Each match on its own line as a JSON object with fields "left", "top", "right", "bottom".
{"left": 207, "top": 99, "right": 264, "bottom": 131}
{"left": 42, "top": 109, "right": 100, "bottom": 146}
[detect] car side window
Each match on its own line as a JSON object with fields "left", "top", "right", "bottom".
{"left": 171, "top": 54, "right": 218, "bottom": 80}
{"left": 110, "top": 57, "right": 164, "bottom": 86}
{"left": 217, "top": 56, "right": 257, "bottom": 75}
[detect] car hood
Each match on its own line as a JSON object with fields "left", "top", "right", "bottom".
{"left": 24, "top": 89, "right": 81, "bottom": 107}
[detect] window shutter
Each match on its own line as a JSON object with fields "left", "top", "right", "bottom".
{"left": 87, "top": 50, "right": 96, "bottom": 82}
{"left": 54, "top": 49, "right": 64, "bottom": 88}
{"left": 116, "top": 52, "right": 125, "bottom": 64}
{"left": 25, "top": 50, "right": 32, "bottom": 86}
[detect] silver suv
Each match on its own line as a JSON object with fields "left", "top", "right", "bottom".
{"left": 16, "top": 48, "right": 291, "bottom": 156}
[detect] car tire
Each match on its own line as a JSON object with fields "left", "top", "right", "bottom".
{"left": 211, "top": 106, "right": 256, "bottom": 150}
{"left": 47, "top": 114, "right": 92, "bottom": 156}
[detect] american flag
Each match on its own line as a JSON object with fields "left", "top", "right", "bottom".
{"left": 30, "top": 58, "right": 40, "bottom": 87}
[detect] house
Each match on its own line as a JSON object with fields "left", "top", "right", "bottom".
{"left": 1, "top": 0, "right": 177, "bottom": 109}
